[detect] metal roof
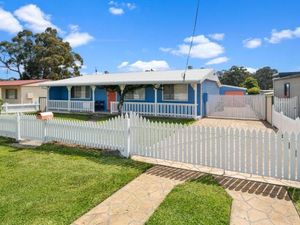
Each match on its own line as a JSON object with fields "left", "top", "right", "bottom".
{"left": 273, "top": 72, "right": 300, "bottom": 78}
{"left": 41, "top": 69, "right": 218, "bottom": 87}
{"left": 0, "top": 80, "right": 48, "bottom": 87}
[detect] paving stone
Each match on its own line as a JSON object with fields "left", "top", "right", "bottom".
{"left": 71, "top": 166, "right": 197, "bottom": 225}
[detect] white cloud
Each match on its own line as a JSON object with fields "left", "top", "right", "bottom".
{"left": 159, "top": 47, "right": 172, "bottom": 52}
{"left": 126, "top": 3, "right": 136, "bottom": 10}
{"left": 161, "top": 35, "right": 225, "bottom": 59}
{"left": 109, "top": 7, "right": 124, "bottom": 15}
{"left": 243, "top": 38, "right": 262, "bottom": 49}
{"left": 208, "top": 33, "right": 225, "bottom": 41}
{"left": 118, "top": 61, "right": 129, "bottom": 68}
{"left": 205, "top": 57, "right": 229, "bottom": 65}
{"left": 14, "top": 4, "right": 58, "bottom": 33}
{"left": 265, "top": 27, "right": 300, "bottom": 44}
{"left": 118, "top": 60, "right": 170, "bottom": 72}
{"left": 64, "top": 25, "right": 93, "bottom": 48}
{"left": 0, "top": 7, "right": 22, "bottom": 34}
{"left": 108, "top": 1, "right": 136, "bottom": 15}
{"left": 246, "top": 67, "right": 257, "bottom": 73}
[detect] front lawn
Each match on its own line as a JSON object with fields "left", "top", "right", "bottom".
{"left": 146, "top": 175, "right": 232, "bottom": 225}
{"left": 52, "top": 113, "right": 195, "bottom": 125}
{"left": 53, "top": 112, "right": 92, "bottom": 121}
{"left": 145, "top": 116, "right": 196, "bottom": 125}
{"left": 288, "top": 187, "right": 300, "bottom": 214}
{"left": 0, "top": 137, "right": 151, "bottom": 225}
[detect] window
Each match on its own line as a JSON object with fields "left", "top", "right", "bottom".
{"left": 284, "top": 83, "right": 290, "bottom": 97}
{"left": 71, "top": 86, "right": 91, "bottom": 99}
{"left": 163, "top": 84, "right": 188, "bottom": 101}
{"left": 124, "top": 88, "right": 145, "bottom": 100}
{"left": 5, "top": 89, "right": 17, "bottom": 99}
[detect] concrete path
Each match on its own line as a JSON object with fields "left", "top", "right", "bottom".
{"left": 72, "top": 166, "right": 202, "bottom": 225}
{"left": 132, "top": 157, "right": 300, "bottom": 225}
{"left": 215, "top": 176, "right": 300, "bottom": 225}
{"left": 194, "top": 118, "right": 274, "bottom": 130}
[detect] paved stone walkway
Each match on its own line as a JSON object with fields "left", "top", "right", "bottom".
{"left": 72, "top": 163, "right": 300, "bottom": 225}
{"left": 72, "top": 166, "right": 202, "bottom": 225}
{"left": 215, "top": 176, "right": 300, "bottom": 225}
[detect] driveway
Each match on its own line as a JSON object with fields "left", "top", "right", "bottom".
{"left": 194, "top": 118, "right": 274, "bottom": 130}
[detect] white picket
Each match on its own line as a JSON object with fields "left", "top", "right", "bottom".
{"left": 240, "top": 129, "right": 246, "bottom": 173}
{"left": 290, "top": 133, "right": 296, "bottom": 180}
{"left": 283, "top": 133, "right": 290, "bottom": 180}
{"left": 1, "top": 112, "right": 300, "bottom": 182}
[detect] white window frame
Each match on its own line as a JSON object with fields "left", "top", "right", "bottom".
{"left": 124, "top": 88, "right": 145, "bottom": 101}
{"left": 71, "top": 86, "right": 91, "bottom": 99}
{"left": 162, "top": 84, "right": 188, "bottom": 102}
{"left": 5, "top": 89, "right": 18, "bottom": 100}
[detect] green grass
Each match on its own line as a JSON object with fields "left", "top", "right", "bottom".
{"left": 0, "top": 137, "right": 151, "bottom": 225}
{"left": 288, "top": 187, "right": 300, "bottom": 214}
{"left": 52, "top": 113, "right": 195, "bottom": 125}
{"left": 146, "top": 175, "right": 232, "bottom": 225}
{"left": 52, "top": 113, "right": 116, "bottom": 122}
{"left": 145, "top": 116, "right": 196, "bottom": 125}
{"left": 52, "top": 113, "right": 92, "bottom": 121}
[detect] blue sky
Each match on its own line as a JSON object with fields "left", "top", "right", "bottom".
{"left": 0, "top": 0, "right": 300, "bottom": 79}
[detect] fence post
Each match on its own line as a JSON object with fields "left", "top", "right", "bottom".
{"left": 16, "top": 113, "right": 21, "bottom": 141}
{"left": 3, "top": 103, "right": 8, "bottom": 113}
{"left": 126, "top": 113, "right": 131, "bottom": 158}
{"left": 43, "top": 120, "right": 47, "bottom": 142}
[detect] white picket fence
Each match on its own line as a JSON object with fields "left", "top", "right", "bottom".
{"left": 272, "top": 106, "right": 300, "bottom": 134}
{"left": 274, "top": 96, "right": 298, "bottom": 119}
{"left": 1, "top": 112, "right": 300, "bottom": 182}
{"left": 0, "top": 114, "right": 129, "bottom": 156}
{"left": 110, "top": 101, "right": 196, "bottom": 118}
{"left": 1, "top": 103, "right": 39, "bottom": 113}
{"left": 206, "top": 95, "right": 266, "bottom": 120}
{"left": 129, "top": 114, "right": 300, "bottom": 181}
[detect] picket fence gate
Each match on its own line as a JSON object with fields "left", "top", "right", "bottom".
{"left": 274, "top": 96, "right": 299, "bottom": 119}
{"left": 206, "top": 95, "right": 266, "bottom": 120}
{"left": 1, "top": 112, "right": 300, "bottom": 182}
{"left": 272, "top": 106, "right": 300, "bottom": 135}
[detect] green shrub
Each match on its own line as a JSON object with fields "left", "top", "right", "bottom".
{"left": 247, "top": 87, "right": 260, "bottom": 95}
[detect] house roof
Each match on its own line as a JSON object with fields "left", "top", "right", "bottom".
{"left": 273, "top": 72, "right": 300, "bottom": 79}
{"left": 220, "top": 84, "right": 247, "bottom": 90}
{"left": 41, "top": 69, "right": 218, "bottom": 87}
{"left": 0, "top": 80, "right": 47, "bottom": 87}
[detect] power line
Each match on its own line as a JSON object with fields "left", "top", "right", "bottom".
{"left": 183, "top": 0, "right": 200, "bottom": 81}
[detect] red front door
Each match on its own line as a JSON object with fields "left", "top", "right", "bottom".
{"left": 107, "top": 90, "right": 117, "bottom": 111}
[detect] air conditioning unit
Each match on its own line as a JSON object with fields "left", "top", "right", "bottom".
{"left": 27, "top": 93, "right": 33, "bottom": 99}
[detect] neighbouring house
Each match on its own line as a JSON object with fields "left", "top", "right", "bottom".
{"left": 42, "top": 69, "right": 246, "bottom": 118}
{"left": 0, "top": 80, "right": 48, "bottom": 104}
{"left": 273, "top": 71, "right": 300, "bottom": 117}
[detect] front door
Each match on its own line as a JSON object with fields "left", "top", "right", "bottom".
{"left": 107, "top": 90, "right": 117, "bottom": 111}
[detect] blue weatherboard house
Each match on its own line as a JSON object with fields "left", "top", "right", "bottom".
{"left": 42, "top": 69, "right": 246, "bottom": 119}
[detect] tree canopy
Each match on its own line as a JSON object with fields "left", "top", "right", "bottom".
{"left": 219, "top": 66, "right": 251, "bottom": 87}
{"left": 0, "top": 28, "right": 83, "bottom": 80}
{"left": 242, "top": 77, "right": 260, "bottom": 95}
{"left": 219, "top": 66, "right": 277, "bottom": 90}
{"left": 253, "top": 66, "right": 277, "bottom": 90}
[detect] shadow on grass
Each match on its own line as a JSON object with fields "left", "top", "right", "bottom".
{"left": 0, "top": 136, "right": 151, "bottom": 172}
{"left": 16, "top": 141, "right": 151, "bottom": 172}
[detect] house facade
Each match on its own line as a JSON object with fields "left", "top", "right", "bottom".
{"left": 273, "top": 72, "right": 300, "bottom": 117}
{"left": 0, "top": 80, "right": 48, "bottom": 104}
{"left": 42, "top": 69, "right": 246, "bottom": 118}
